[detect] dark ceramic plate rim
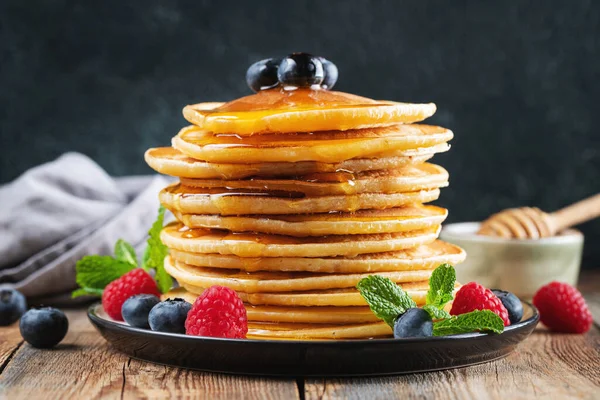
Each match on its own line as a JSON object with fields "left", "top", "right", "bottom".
{"left": 88, "top": 301, "right": 539, "bottom": 345}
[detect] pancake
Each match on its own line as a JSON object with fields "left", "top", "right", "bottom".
{"left": 165, "top": 256, "right": 433, "bottom": 293}
{"left": 179, "top": 163, "right": 448, "bottom": 197}
{"left": 169, "top": 240, "right": 466, "bottom": 273}
{"left": 161, "top": 223, "right": 440, "bottom": 258}
{"left": 160, "top": 183, "right": 440, "bottom": 215}
{"left": 165, "top": 288, "right": 379, "bottom": 324}
{"left": 144, "top": 145, "right": 449, "bottom": 179}
{"left": 182, "top": 88, "right": 436, "bottom": 135}
{"left": 246, "top": 321, "right": 392, "bottom": 340}
{"left": 180, "top": 280, "right": 446, "bottom": 307}
{"left": 172, "top": 124, "right": 453, "bottom": 163}
{"left": 172, "top": 205, "right": 447, "bottom": 236}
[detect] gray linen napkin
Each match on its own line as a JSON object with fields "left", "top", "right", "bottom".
{"left": 0, "top": 153, "right": 170, "bottom": 305}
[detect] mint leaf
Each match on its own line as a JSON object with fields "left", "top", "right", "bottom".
{"left": 72, "top": 287, "right": 104, "bottom": 298}
{"left": 145, "top": 206, "right": 172, "bottom": 293}
{"left": 423, "top": 304, "right": 451, "bottom": 320}
{"left": 115, "top": 239, "right": 138, "bottom": 267}
{"left": 357, "top": 275, "right": 417, "bottom": 328}
{"left": 426, "top": 263, "right": 456, "bottom": 309}
{"left": 433, "top": 310, "right": 504, "bottom": 336}
{"left": 75, "top": 255, "right": 135, "bottom": 290}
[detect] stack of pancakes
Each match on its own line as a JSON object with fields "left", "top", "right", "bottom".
{"left": 145, "top": 88, "right": 465, "bottom": 340}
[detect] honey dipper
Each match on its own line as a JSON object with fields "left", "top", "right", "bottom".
{"left": 478, "top": 193, "right": 600, "bottom": 239}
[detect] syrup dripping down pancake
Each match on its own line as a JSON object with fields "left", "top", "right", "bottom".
{"left": 160, "top": 183, "right": 441, "bottom": 215}
{"left": 182, "top": 88, "right": 436, "bottom": 135}
{"left": 172, "top": 124, "right": 453, "bottom": 163}
{"left": 160, "top": 223, "right": 440, "bottom": 258}
{"left": 171, "top": 205, "right": 447, "bottom": 236}
{"left": 168, "top": 240, "right": 466, "bottom": 273}
{"left": 144, "top": 144, "right": 449, "bottom": 179}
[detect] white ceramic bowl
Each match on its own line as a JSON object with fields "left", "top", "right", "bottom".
{"left": 439, "top": 222, "right": 583, "bottom": 299}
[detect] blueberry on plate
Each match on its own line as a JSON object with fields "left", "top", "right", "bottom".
{"left": 246, "top": 58, "right": 281, "bottom": 92}
{"left": 0, "top": 288, "right": 27, "bottom": 326}
{"left": 394, "top": 308, "right": 433, "bottom": 339}
{"left": 277, "top": 53, "right": 324, "bottom": 87}
{"left": 122, "top": 294, "right": 160, "bottom": 329}
{"left": 19, "top": 307, "right": 68, "bottom": 348}
{"left": 319, "top": 57, "right": 338, "bottom": 89}
{"left": 148, "top": 298, "right": 192, "bottom": 334}
{"left": 492, "top": 289, "right": 523, "bottom": 324}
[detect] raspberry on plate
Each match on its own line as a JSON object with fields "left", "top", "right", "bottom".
{"left": 450, "top": 282, "right": 511, "bottom": 326}
{"left": 185, "top": 286, "right": 248, "bottom": 339}
{"left": 533, "top": 281, "right": 592, "bottom": 334}
{"left": 102, "top": 269, "right": 161, "bottom": 321}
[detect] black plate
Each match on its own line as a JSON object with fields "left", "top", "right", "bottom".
{"left": 88, "top": 302, "right": 538, "bottom": 377}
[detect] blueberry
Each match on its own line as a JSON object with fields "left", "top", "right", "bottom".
{"left": 0, "top": 288, "right": 27, "bottom": 326}
{"left": 277, "top": 53, "right": 324, "bottom": 88}
{"left": 492, "top": 289, "right": 523, "bottom": 324}
{"left": 394, "top": 308, "right": 433, "bottom": 339}
{"left": 19, "top": 307, "right": 68, "bottom": 348}
{"left": 246, "top": 58, "right": 281, "bottom": 92}
{"left": 122, "top": 294, "right": 160, "bottom": 329}
{"left": 319, "top": 57, "right": 338, "bottom": 89}
{"left": 148, "top": 298, "right": 192, "bottom": 334}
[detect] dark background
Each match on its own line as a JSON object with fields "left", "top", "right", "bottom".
{"left": 1, "top": 0, "right": 599, "bottom": 267}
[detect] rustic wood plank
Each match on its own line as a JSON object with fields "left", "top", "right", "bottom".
{"left": 121, "top": 360, "right": 299, "bottom": 400}
{"left": 0, "top": 320, "right": 23, "bottom": 374}
{"left": 0, "top": 309, "right": 299, "bottom": 400}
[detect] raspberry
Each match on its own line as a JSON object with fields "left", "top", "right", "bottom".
{"left": 533, "top": 282, "right": 592, "bottom": 334}
{"left": 102, "top": 269, "right": 160, "bottom": 321}
{"left": 450, "top": 282, "right": 511, "bottom": 326}
{"left": 185, "top": 286, "right": 248, "bottom": 339}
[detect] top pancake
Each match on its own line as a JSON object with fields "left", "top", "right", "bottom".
{"left": 183, "top": 88, "right": 436, "bottom": 135}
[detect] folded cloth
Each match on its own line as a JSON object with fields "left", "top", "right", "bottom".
{"left": 0, "top": 153, "right": 171, "bottom": 305}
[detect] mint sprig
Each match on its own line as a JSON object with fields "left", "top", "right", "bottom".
{"left": 356, "top": 264, "right": 505, "bottom": 337}
{"left": 72, "top": 206, "right": 172, "bottom": 298}
{"left": 432, "top": 310, "right": 504, "bottom": 336}
{"left": 357, "top": 275, "right": 416, "bottom": 328}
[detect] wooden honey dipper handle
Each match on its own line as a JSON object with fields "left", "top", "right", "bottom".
{"left": 549, "top": 193, "right": 600, "bottom": 234}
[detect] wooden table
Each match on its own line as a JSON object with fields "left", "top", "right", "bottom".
{"left": 1, "top": 272, "right": 599, "bottom": 400}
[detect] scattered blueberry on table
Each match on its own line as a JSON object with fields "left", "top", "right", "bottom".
{"left": 0, "top": 288, "right": 27, "bottom": 326}
{"left": 19, "top": 307, "right": 69, "bottom": 348}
